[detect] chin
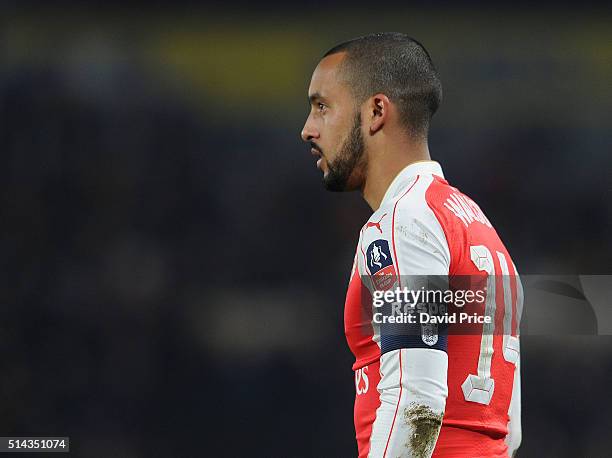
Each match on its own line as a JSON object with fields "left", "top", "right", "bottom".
{"left": 323, "top": 168, "right": 364, "bottom": 192}
{"left": 322, "top": 176, "right": 344, "bottom": 192}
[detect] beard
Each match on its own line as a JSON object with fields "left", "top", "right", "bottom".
{"left": 321, "top": 113, "right": 366, "bottom": 192}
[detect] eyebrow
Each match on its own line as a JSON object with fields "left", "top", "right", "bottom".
{"left": 308, "top": 92, "right": 324, "bottom": 104}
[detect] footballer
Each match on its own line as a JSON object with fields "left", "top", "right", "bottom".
{"left": 301, "top": 33, "right": 522, "bottom": 457}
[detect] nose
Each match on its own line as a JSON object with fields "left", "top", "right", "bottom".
{"left": 301, "top": 116, "right": 319, "bottom": 142}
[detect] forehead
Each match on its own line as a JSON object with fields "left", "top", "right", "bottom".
{"left": 308, "top": 52, "right": 351, "bottom": 100}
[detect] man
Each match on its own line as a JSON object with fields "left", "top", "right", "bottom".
{"left": 301, "top": 33, "right": 522, "bottom": 457}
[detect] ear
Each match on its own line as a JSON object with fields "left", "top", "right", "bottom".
{"left": 367, "top": 93, "right": 390, "bottom": 134}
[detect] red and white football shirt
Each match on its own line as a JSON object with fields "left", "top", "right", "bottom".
{"left": 345, "top": 161, "right": 522, "bottom": 458}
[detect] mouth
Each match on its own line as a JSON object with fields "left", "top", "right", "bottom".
{"left": 311, "top": 148, "right": 323, "bottom": 169}
{"left": 311, "top": 147, "right": 322, "bottom": 158}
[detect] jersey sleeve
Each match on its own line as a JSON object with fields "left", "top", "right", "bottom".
{"left": 505, "top": 342, "right": 522, "bottom": 456}
{"left": 367, "top": 177, "right": 451, "bottom": 457}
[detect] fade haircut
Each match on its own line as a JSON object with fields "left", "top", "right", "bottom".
{"left": 323, "top": 32, "right": 442, "bottom": 140}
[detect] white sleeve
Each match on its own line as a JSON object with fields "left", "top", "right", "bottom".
{"left": 505, "top": 345, "right": 522, "bottom": 457}
{"left": 367, "top": 184, "right": 451, "bottom": 458}
{"left": 368, "top": 348, "right": 448, "bottom": 457}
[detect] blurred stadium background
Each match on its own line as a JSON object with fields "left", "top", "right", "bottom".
{"left": 1, "top": 3, "right": 611, "bottom": 457}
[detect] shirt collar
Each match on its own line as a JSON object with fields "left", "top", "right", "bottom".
{"left": 380, "top": 160, "right": 444, "bottom": 206}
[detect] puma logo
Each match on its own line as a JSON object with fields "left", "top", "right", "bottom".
{"left": 366, "top": 213, "right": 387, "bottom": 233}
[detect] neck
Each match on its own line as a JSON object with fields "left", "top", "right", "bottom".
{"left": 361, "top": 140, "right": 431, "bottom": 210}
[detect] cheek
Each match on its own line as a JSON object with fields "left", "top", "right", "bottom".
{"left": 326, "top": 115, "right": 344, "bottom": 134}
{"left": 323, "top": 119, "right": 343, "bottom": 146}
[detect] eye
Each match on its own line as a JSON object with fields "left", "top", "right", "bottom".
{"left": 317, "top": 102, "right": 327, "bottom": 112}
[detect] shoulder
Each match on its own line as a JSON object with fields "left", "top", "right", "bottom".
{"left": 382, "top": 173, "right": 449, "bottom": 233}
{"left": 374, "top": 174, "right": 452, "bottom": 274}
{"left": 387, "top": 173, "right": 493, "bottom": 233}
{"left": 424, "top": 176, "right": 494, "bottom": 231}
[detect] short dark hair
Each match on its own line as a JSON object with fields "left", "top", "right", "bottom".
{"left": 323, "top": 32, "right": 442, "bottom": 140}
